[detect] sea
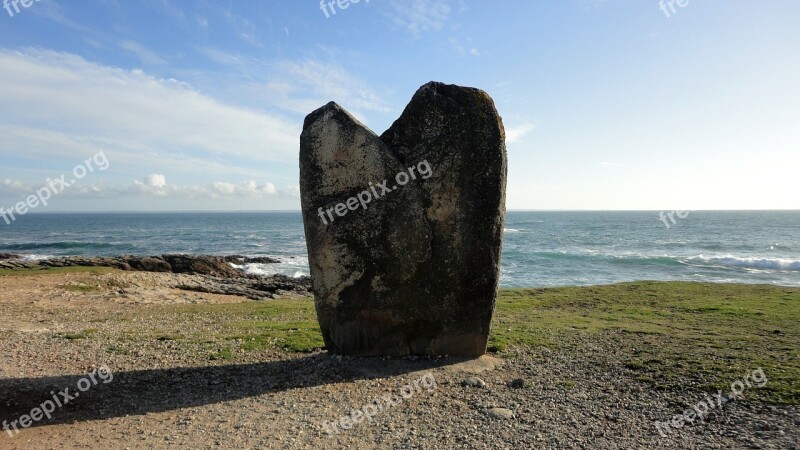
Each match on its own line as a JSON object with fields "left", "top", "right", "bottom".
{"left": 1, "top": 211, "right": 798, "bottom": 288}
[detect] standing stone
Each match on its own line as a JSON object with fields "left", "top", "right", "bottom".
{"left": 300, "top": 81, "right": 507, "bottom": 357}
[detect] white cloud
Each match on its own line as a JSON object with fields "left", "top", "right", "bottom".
{"left": 212, "top": 181, "right": 236, "bottom": 195}
{"left": 0, "top": 176, "right": 294, "bottom": 200}
{"left": 0, "top": 179, "right": 28, "bottom": 194}
{"left": 143, "top": 174, "right": 167, "bottom": 188}
{"left": 128, "top": 177, "right": 289, "bottom": 199}
{"left": 505, "top": 123, "right": 536, "bottom": 144}
{"left": 134, "top": 175, "right": 168, "bottom": 196}
{"left": 0, "top": 49, "right": 300, "bottom": 168}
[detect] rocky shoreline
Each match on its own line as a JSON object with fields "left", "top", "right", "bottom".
{"left": 0, "top": 253, "right": 311, "bottom": 300}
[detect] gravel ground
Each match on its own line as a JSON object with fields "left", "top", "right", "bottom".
{"left": 0, "top": 271, "right": 797, "bottom": 449}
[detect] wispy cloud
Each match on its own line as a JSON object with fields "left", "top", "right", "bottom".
{"left": 119, "top": 40, "right": 166, "bottom": 65}
{"left": 448, "top": 37, "right": 480, "bottom": 57}
{"left": 389, "top": 0, "right": 452, "bottom": 36}
{"left": 29, "top": 0, "right": 89, "bottom": 32}
{"left": 255, "top": 58, "right": 393, "bottom": 118}
{"left": 221, "top": 8, "right": 263, "bottom": 47}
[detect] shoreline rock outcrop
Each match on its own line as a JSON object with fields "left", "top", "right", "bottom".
{"left": 0, "top": 253, "right": 311, "bottom": 300}
{"left": 0, "top": 254, "right": 243, "bottom": 277}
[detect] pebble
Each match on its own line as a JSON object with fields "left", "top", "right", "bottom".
{"left": 486, "top": 408, "right": 515, "bottom": 420}
{"left": 462, "top": 377, "right": 487, "bottom": 388}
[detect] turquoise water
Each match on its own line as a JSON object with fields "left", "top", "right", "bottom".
{"left": 1, "top": 211, "right": 798, "bottom": 287}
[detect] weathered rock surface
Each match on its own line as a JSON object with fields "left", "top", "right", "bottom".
{"left": 161, "top": 254, "right": 242, "bottom": 277}
{"left": 174, "top": 273, "right": 312, "bottom": 300}
{"left": 300, "top": 81, "right": 507, "bottom": 357}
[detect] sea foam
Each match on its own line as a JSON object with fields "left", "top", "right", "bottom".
{"left": 688, "top": 255, "right": 800, "bottom": 271}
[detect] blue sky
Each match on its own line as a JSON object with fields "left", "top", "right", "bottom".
{"left": 0, "top": 0, "right": 798, "bottom": 211}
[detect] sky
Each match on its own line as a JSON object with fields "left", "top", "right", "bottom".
{"left": 0, "top": 0, "right": 798, "bottom": 212}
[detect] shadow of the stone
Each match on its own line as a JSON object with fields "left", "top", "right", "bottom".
{"left": 0, "top": 353, "right": 485, "bottom": 428}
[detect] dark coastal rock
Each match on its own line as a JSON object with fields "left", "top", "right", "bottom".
{"left": 38, "top": 256, "right": 134, "bottom": 271}
{"left": 1, "top": 254, "right": 279, "bottom": 278}
{"left": 224, "top": 255, "right": 281, "bottom": 264}
{"left": 0, "top": 253, "right": 20, "bottom": 261}
{"left": 244, "top": 256, "right": 282, "bottom": 264}
{"left": 0, "top": 255, "right": 35, "bottom": 270}
{"left": 124, "top": 256, "right": 172, "bottom": 272}
{"left": 300, "top": 81, "right": 507, "bottom": 357}
{"left": 161, "top": 254, "right": 241, "bottom": 277}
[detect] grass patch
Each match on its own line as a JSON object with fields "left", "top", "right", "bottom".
{"left": 209, "top": 347, "right": 234, "bottom": 361}
{"left": 158, "top": 282, "right": 798, "bottom": 404}
{"left": 170, "top": 299, "right": 324, "bottom": 353}
{"left": 106, "top": 345, "right": 131, "bottom": 355}
{"left": 57, "top": 328, "right": 98, "bottom": 340}
{"left": 227, "top": 320, "right": 324, "bottom": 353}
{"left": 492, "top": 282, "right": 800, "bottom": 404}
